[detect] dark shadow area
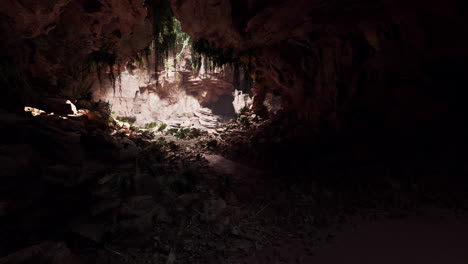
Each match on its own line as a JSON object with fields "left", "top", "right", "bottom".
{"left": 205, "top": 94, "right": 237, "bottom": 121}
{"left": 1, "top": 0, "right": 468, "bottom": 263}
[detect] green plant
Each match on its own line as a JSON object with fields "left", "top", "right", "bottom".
{"left": 116, "top": 116, "right": 134, "bottom": 125}
{"left": 86, "top": 49, "right": 121, "bottom": 94}
{"left": 141, "top": 130, "right": 155, "bottom": 139}
{"left": 238, "top": 116, "right": 250, "bottom": 126}
{"left": 158, "top": 122, "right": 168, "bottom": 131}
{"left": 239, "top": 106, "right": 250, "bottom": 115}
{"left": 165, "top": 127, "right": 192, "bottom": 139}
{"left": 145, "top": 122, "right": 158, "bottom": 129}
{"left": 190, "top": 39, "right": 239, "bottom": 72}
{"left": 167, "top": 128, "right": 179, "bottom": 135}
{"left": 79, "top": 99, "right": 112, "bottom": 122}
{"left": 175, "top": 127, "right": 191, "bottom": 139}
{"left": 149, "top": 0, "right": 190, "bottom": 81}
{"left": 187, "top": 128, "right": 203, "bottom": 138}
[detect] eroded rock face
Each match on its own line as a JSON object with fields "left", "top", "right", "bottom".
{"left": 92, "top": 49, "right": 252, "bottom": 129}
{"left": 0, "top": 0, "right": 151, "bottom": 105}
{"left": 172, "top": 0, "right": 468, "bottom": 137}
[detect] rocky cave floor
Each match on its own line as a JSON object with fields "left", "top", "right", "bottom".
{"left": 1, "top": 104, "right": 468, "bottom": 264}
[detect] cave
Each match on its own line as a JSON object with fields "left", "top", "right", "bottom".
{"left": 1, "top": 0, "right": 468, "bottom": 263}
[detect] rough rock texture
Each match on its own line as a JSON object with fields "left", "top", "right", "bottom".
{"left": 92, "top": 50, "right": 252, "bottom": 129}
{"left": 172, "top": 0, "right": 468, "bottom": 138}
{"left": 0, "top": 0, "right": 151, "bottom": 106}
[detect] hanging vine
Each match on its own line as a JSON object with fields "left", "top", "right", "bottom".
{"left": 190, "top": 39, "right": 239, "bottom": 70}
{"left": 143, "top": 0, "right": 253, "bottom": 92}
{"left": 86, "top": 49, "right": 121, "bottom": 95}
{"left": 150, "top": 0, "right": 179, "bottom": 84}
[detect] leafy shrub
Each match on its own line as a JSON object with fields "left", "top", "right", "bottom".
{"left": 116, "top": 116, "right": 134, "bottom": 125}
{"left": 145, "top": 122, "right": 158, "bottom": 129}
{"left": 158, "top": 123, "right": 168, "bottom": 131}
{"left": 239, "top": 106, "right": 250, "bottom": 115}
{"left": 167, "top": 128, "right": 179, "bottom": 135}
{"left": 238, "top": 116, "right": 250, "bottom": 126}
{"left": 176, "top": 128, "right": 191, "bottom": 139}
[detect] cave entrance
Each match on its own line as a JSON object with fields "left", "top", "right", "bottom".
{"left": 90, "top": 18, "right": 253, "bottom": 132}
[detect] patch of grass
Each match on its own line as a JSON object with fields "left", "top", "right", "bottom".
{"left": 145, "top": 122, "right": 158, "bottom": 129}
{"left": 167, "top": 128, "right": 179, "bottom": 135}
{"left": 158, "top": 122, "right": 168, "bottom": 131}
{"left": 116, "top": 116, "right": 134, "bottom": 125}
{"left": 176, "top": 128, "right": 191, "bottom": 139}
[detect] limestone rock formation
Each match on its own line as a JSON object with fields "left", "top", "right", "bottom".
{"left": 0, "top": 0, "right": 151, "bottom": 106}
{"left": 172, "top": 0, "right": 468, "bottom": 138}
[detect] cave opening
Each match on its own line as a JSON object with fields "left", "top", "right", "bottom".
{"left": 86, "top": 13, "right": 264, "bottom": 135}
{"left": 1, "top": 0, "right": 468, "bottom": 263}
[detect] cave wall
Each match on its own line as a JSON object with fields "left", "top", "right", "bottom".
{"left": 0, "top": 0, "right": 151, "bottom": 107}
{"left": 172, "top": 0, "right": 468, "bottom": 140}
{"left": 91, "top": 50, "right": 252, "bottom": 128}
{"left": 1, "top": 0, "right": 466, "bottom": 139}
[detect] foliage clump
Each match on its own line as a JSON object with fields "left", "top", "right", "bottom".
{"left": 144, "top": 122, "right": 168, "bottom": 132}
{"left": 158, "top": 122, "right": 168, "bottom": 131}
{"left": 116, "top": 116, "right": 134, "bottom": 125}
{"left": 191, "top": 39, "right": 240, "bottom": 72}
{"left": 144, "top": 122, "right": 158, "bottom": 129}
{"left": 149, "top": 0, "right": 189, "bottom": 82}
{"left": 86, "top": 50, "right": 122, "bottom": 94}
